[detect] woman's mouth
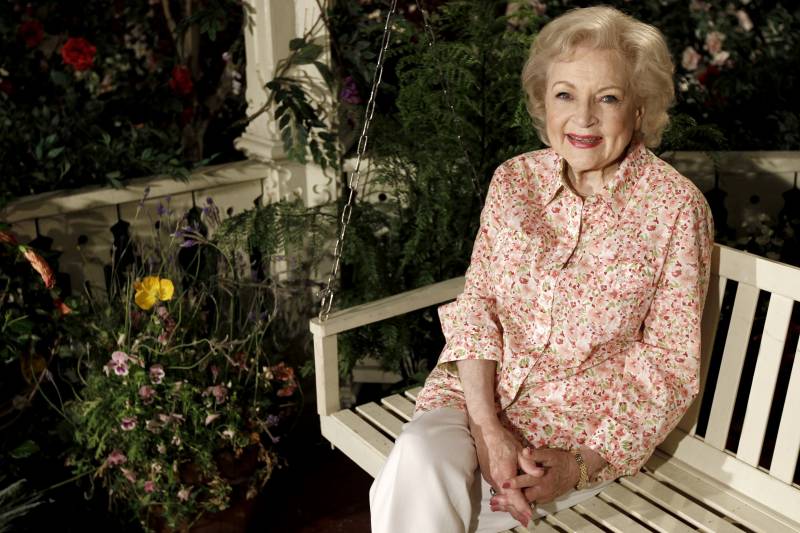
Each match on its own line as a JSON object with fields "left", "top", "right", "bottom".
{"left": 567, "top": 134, "right": 602, "bottom": 148}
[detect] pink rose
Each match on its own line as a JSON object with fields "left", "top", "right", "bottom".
{"left": 681, "top": 47, "right": 701, "bottom": 71}
{"left": 705, "top": 31, "right": 725, "bottom": 55}
{"left": 144, "top": 480, "right": 156, "bottom": 493}
{"left": 736, "top": 10, "right": 753, "bottom": 32}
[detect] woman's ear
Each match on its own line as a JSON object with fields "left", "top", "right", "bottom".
{"left": 635, "top": 107, "right": 644, "bottom": 131}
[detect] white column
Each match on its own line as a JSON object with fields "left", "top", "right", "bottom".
{"left": 236, "top": 0, "right": 336, "bottom": 208}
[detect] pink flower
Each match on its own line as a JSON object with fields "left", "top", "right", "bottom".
{"left": 681, "top": 47, "right": 701, "bottom": 71}
{"left": 138, "top": 385, "right": 156, "bottom": 404}
{"left": 111, "top": 351, "right": 128, "bottom": 364}
{"left": 121, "top": 467, "right": 137, "bottom": 483}
{"left": 106, "top": 449, "right": 127, "bottom": 467}
{"left": 736, "top": 10, "right": 753, "bottom": 32}
{"left": 178, "top": 487, "right": 191, "bottom": 501}
{"left": 705, "top": 31, "right": 725, "bottom": 55}
{"left": 121, "top": 416, "right": 137, "bottom": 431}
{"left": 149, "top": 364, "right": 165, "bottom": 384}
{"left": 204, "top": 385, "right": 228, "bottom": 404}
{"left": 144, "top": 480, "right": 156, "bottom": 494}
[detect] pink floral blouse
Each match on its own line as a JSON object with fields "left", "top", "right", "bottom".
{"left": 414, "top": 142, "right": 714, "bottom": 483}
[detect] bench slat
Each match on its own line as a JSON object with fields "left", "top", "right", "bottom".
{"left": 705, "top": 282, "right": 760, "bottom": 449}
{"left": 738, "top": 293, "right": 794, "bottom": 466}
{"left": 770, "top": 336, "right": 800, "bottom": 483}
{"left": 620, "top": 473, "right": 745, "bottom": 532}
{"left": 526, "top": 522, "right": 560, "bottom": 532}
{"left": 716, "top": 245, "right": 800, "bottom": 301}
{"left": 321, "top": 412, "right": 393, "bottom": 478}
{"left": 381, "top": 394, "right": 415, "bottom": 421}
{"left": 574, "top": 495, "right": 651, "bottom": 532}
{"left": 356, "top": 402, "right": 405, "bottom": 439}
{"left": 545, "top": 507, "right": 604, "bottom": 532}
{"left": 681, "top": 274, "right": 727, "bottom": 435}
{"left": 404, "top": 386, "right": 422, "bottom": 402}
{"left": 646, "top": 450, "right": 800, "bottom": 533}
{"left": 599, "top": 482, "right": 695, "bottom": 533}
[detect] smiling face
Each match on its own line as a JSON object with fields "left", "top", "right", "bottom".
{"left": 545, "top": 47, "right": 642, "bottom": 179}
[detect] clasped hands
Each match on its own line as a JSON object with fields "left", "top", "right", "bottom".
{"left": 472, "top": 423, "right": 580, "bottom": 526}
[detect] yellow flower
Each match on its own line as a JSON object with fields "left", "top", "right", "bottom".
{"left": 133, "top": 276, "right": 175, "bottom": 310}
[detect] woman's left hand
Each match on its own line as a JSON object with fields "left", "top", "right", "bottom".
{"left": 490, "top": 447, "right": 579, "bottom": 510}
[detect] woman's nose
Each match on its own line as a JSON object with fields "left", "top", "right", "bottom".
{"left": 573, "top": 101, "right": 597, "bottom": 127}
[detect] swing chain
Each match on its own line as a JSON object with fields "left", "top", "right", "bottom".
{"left": 318, "top": 0, "right": 482, "bottom": 321}
{"left": 318, "top": 0, "right": 400, "bottom": 321}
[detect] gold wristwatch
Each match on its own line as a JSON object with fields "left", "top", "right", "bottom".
{"left": 573, "top": 450, "right": 589, "bottom": 490}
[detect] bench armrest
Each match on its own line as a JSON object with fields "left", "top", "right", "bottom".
{"left": 309, "top": 276, "right": 465, "bottom": 337}
{"left": 310, "top": 276, "right": 464, "bottom": 416}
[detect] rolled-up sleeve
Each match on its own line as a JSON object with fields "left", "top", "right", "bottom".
{"left": 435, "top": 165, "right": 510, "bottom": 373}
{"left": 588, "top": 191, "right": 714, "bottom": 481}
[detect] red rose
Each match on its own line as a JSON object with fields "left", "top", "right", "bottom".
{"left": 61, "top": 37, "right": 97, "bottom": 71}
{"left": 168, "top": 65, "right": 193, "bottom": 96}
{"left": 17, "top": 19, "right": 44, "bottom": 48}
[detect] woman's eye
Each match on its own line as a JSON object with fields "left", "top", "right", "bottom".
{"left": 600, "top": 95, "right": 620, "bottom": 104}
{"left": 555, "top": 92, "right": 571, "bottom": 100}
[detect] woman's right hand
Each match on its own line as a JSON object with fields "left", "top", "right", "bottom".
{"left": 470, "top": 421, "right": 533, "bottom": 526}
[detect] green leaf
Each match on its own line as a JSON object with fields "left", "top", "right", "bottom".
{"left": 47, "top": 147, "right": 65, "bottom": 159}
{"left": 289, "top": 38, "right": 306, "bottom": 51}
{"left": 10, "top": 440, "right": 40, "bottom": 459}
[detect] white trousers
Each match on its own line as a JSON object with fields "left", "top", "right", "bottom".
{"left": 369, "top": 408, "right": 612, "bottom": 533}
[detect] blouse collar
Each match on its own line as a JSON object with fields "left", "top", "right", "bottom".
{"left": 541, "top": 141, "right": 648, "bottom": 216}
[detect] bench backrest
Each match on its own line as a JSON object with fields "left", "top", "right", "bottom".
{"left": 664, "top": 244, "right": 800, "bottom": 523}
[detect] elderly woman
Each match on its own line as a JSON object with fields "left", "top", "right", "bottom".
{"left": 370, "top": 5, "right": 713, "bottom": 532}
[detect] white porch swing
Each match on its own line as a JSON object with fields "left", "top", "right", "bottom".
{"left": 310, "top": 2, "right": 800, "bottom": 531}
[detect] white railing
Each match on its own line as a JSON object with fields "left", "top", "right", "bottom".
{"left": 0, "top": 158, "right": 336, "bottom": 296}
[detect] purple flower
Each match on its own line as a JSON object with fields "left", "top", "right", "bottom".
{"left": 266, "top": 414, "right": 280, "bottom": 427}
{"left": 106, "top": 351, "right": 130, "bottom": 377}
{"left": 107, "top": 449, "right": 127, "bottom": 467}
{"left": 149, "top": 364, "right": 165, "bottom": 384}
{"left": 156, "top": 203, "right": 168, "bottom": 217}
{"left": 179, "top": 239, "right": 198, "bottom": 248}
{"left": 139, "top": 385, "right": 156, "bottom": 404}
{"left": 121, "top": 416, "right": 137, "bottom": 431}
{"left": 340, "top": 75, "right": 361, "bottom": 104}
{"left": 206, "top": 197, "right": 214, "bottom": 205}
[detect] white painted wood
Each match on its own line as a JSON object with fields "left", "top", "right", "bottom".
{"left": 620, "top": 473, "right": 745, "bottom": 532}
{"left": 309, "top": 276, "right": 465, "bottom": 337}
{"left": 0, "top": 160, "right": 273, "bottom": 223}
{"left": 717, "top": 245, "right": 800, "bottom": 301}
{"left": 356, "top": 402, "right": 405, "bottom": 438}
{"left": 646, "top": 451, "right": 800, "bottom": 533}
{"left": 680, "top": 273, "right": 727, "bottom": 434}
{"left": 657, "top": 429, "right": 800, "bottom": 527}
{"left": 599, "top": 483, "right": 695, "bottom": 533}
{"left": 380, "top": 394, "right": 415, "bottom": 421}
{"left": 704, "top": 282, "right": 760, "bottom": 449}
{"left": 737, "top": 294, "right": 794, "bottom": 466}
{"left": 404, "top": 386, "right": 423, "bottom": 402}
{"left": 545, "top": 507, "right": 604, "bottom": 532}
{"left": 771, "top": 337, "right": 800, "bottom": 483}
{"left": 526, "top": 522, "right": 560, "bottom": 533}
{"left": 314, "top": 334, "right": 339, "bottom": 416}
{"left": 574, "top": 496, "right": 651, "bottom": 532}
{"left": 321, "top": 412, "right": 391, "bottom": 478}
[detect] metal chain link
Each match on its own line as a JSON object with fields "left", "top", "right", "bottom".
{"left": 318, "top": 0, "right": 400, "bottom": 321}
{"left": 318, "top": 0, "right": 482, "bottom": 321}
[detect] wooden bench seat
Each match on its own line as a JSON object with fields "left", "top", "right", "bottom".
{"left": 311, "top": 244, "right": 800, "bottom": 532}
